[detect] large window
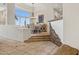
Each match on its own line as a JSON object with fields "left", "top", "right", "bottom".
{"left": 15, "top": 7, "right": 31, "bottom": 26}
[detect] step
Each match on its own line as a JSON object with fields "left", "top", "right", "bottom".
{"left": 31, "top": 36, "right": 50, "bottom": 39}
{"left": 24, "top": 35, "right": 51, "bottom": 42}
{"left": 32, "top": 35, "right": 50, "bottom": 37}
{"left": 24, "top": 38, "right": 50, "bottom": 42}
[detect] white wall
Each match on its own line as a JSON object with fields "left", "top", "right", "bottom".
{"left": 0, "top": 25, "right": 22, "bottom": 42}
{"left": 23, "top": 28, "right": 31, "bottom": 41}
{"left": 34, "top": 3, "right": 63, "bottom": 23}
{"left": 0, "top": 25, "right": 31, "bottom": 42}
{"left": 34, "top": 3, "right": 54, "bottom": 23}
{"left": 63, "top": 4, "right": 79, "bottom": 49}
{"left": 51, "top": 20, "right": 63, "bottom": 42}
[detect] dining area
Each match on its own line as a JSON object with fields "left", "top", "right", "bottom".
{"left": 30, "top": 23, "right": 48, "bottom": 34}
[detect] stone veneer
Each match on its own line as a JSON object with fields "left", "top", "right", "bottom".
{"left": 49, "top": 22, "right": 62, "bottom": 46}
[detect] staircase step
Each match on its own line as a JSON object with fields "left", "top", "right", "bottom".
{"left": 31, "top": 37, "right": 50, "bottom": 39}
{"left": 31, "top": 35, "right": 50, "bottom": 38}
{"left": 24, "top": 35, "right": 50, "bottom": 42}
{"left": 24, "top": 39, "right": 50, "bottom": 42}
{"left": 32, "top": 35, "right": 50, "bottom": 37}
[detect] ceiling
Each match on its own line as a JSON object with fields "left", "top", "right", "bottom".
{"left": 16, "top": 3, "right": 63, "bottom": 12}
{"left": 25, "top": 3, "right": 33, "bottom": 7}
{"left": 0, "top": 3, "right": 63, "bottom": 12}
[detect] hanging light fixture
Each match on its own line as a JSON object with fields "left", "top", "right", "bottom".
{"left": 30, "top": 3, "right": 36, "bottom": 19}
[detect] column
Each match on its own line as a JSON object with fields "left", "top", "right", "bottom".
{"left": 7, "top": 3, "right": 15, "bottom": 25}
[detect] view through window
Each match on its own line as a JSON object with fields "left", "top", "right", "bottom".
{"left": 15, "top": 7, "right": 31, "bottom": 26}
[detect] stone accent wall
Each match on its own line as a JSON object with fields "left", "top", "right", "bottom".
{"left": 49, "top": 22, "right": 62, "bottom": 46}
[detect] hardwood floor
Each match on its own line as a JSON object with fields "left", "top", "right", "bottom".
{"left": 0, "top": 36, "right": 78, "bottom": 55}
{"left": 54, "top": 44, "right": 79, "bottom": 55}
{"left": 0, "top": 40, "right": 58, "bottom": 55}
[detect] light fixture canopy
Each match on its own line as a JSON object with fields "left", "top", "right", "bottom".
{"left": 29, "top": 3, "right": 36, "bottom": 19}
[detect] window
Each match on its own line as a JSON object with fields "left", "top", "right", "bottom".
{"left": 15, "top": 7, "right": 31, "bottom": 26}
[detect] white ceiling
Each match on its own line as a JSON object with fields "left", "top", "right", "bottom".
{"left": 0, "top": 3, "right": 62, "bottom": 12}
{"left": 15, "top": 3, "right": 63, "bottom": 13}
{"left": 25, "top": 3, "right": 33, "bottom": 7}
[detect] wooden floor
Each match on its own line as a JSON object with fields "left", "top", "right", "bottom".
{"left": 0, "top": 36, "right": 79, "bottom": 55}
{"left": 0, "top": 40, "right": 58, "bottom": 55}
{"left": 54, "top": 44, "right": 79, "bottom": 55}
